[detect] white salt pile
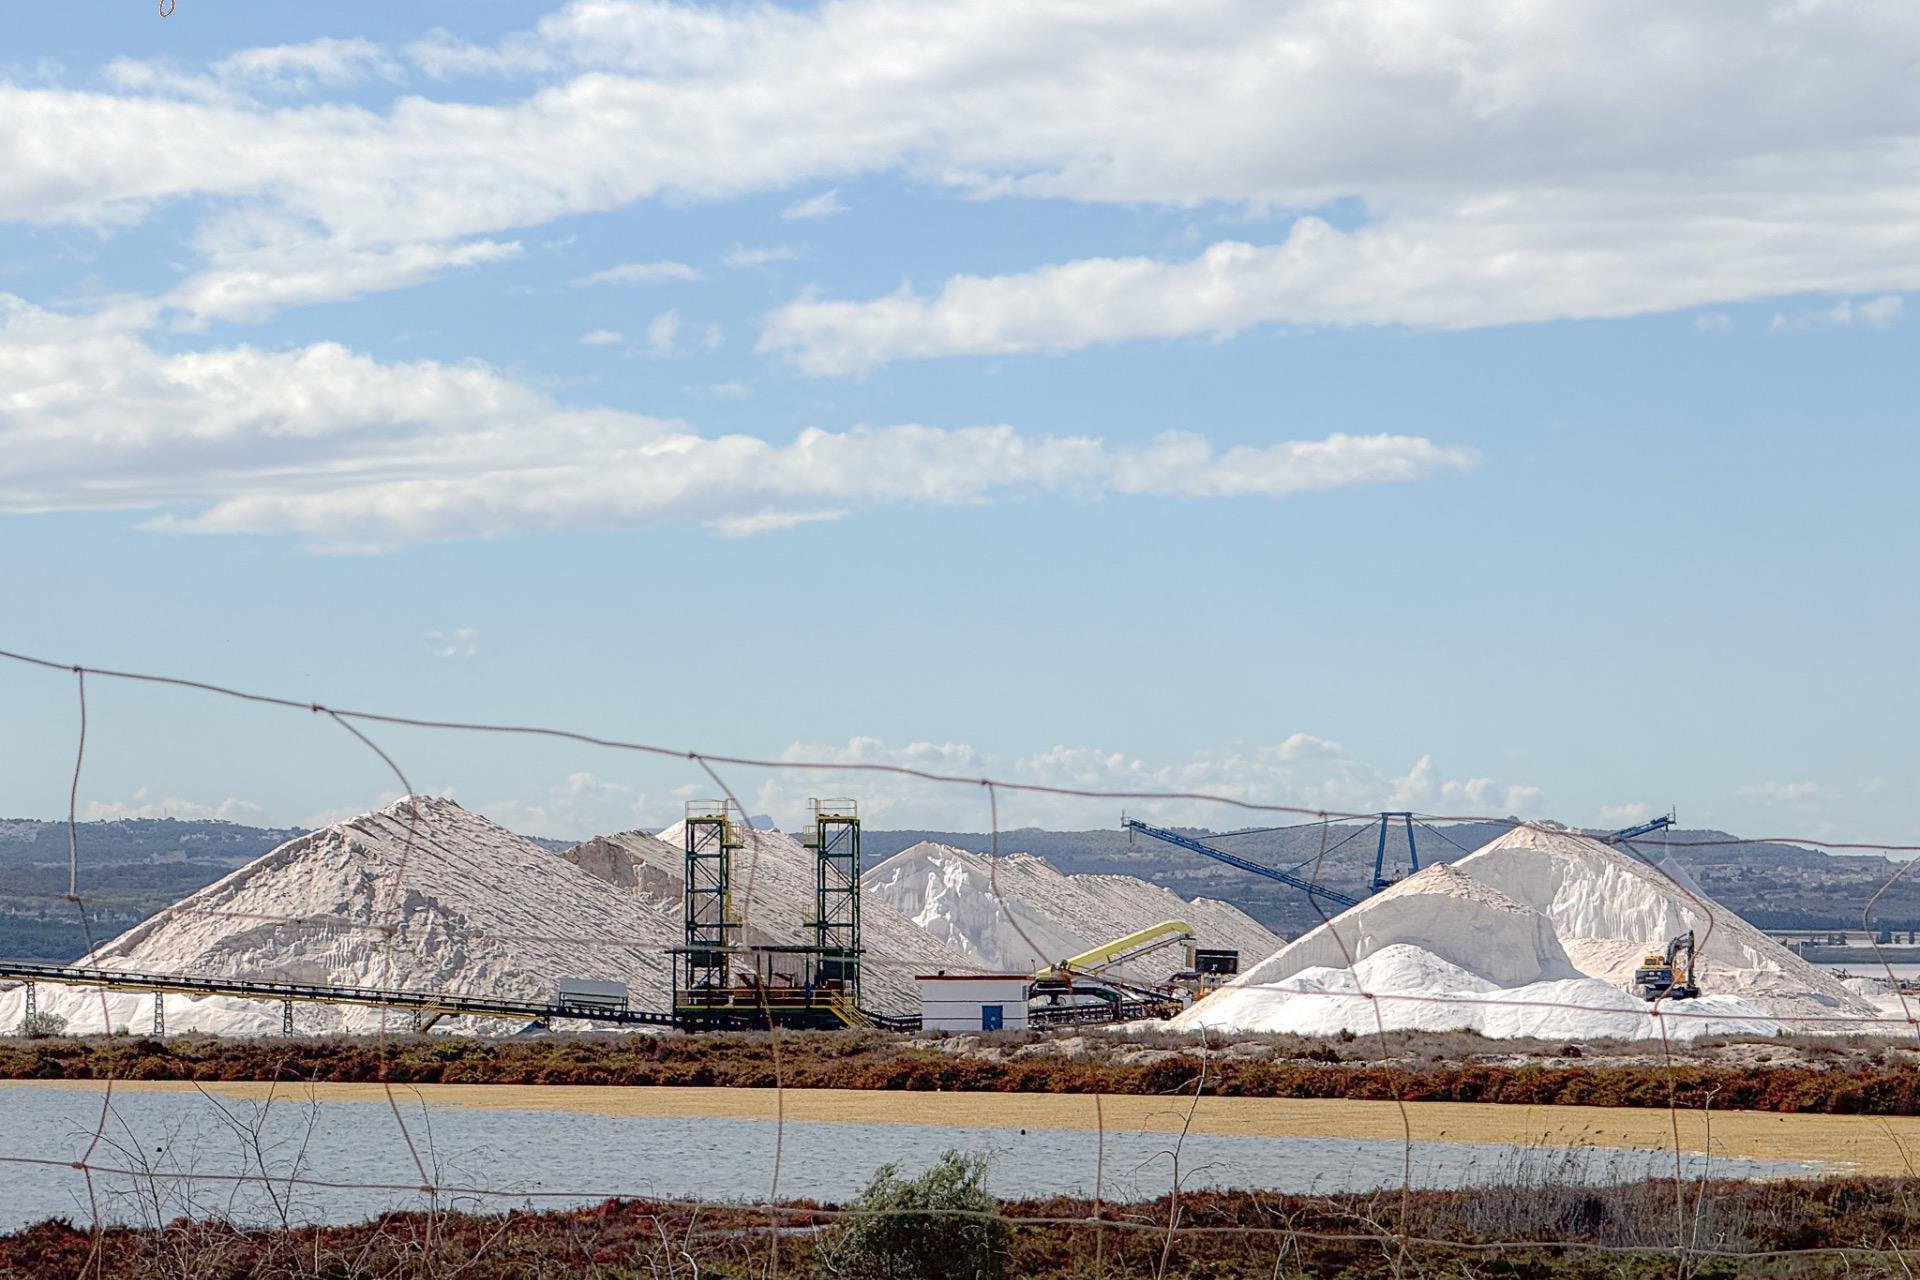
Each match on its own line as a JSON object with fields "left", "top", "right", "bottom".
{"left": 0, "top": 797, "right": 686, "bottom": 1036}
{"left": 862, "top": 841, "right": 1281, "bottom": 986}
{"left": 0, "top": 800, "right": 984, "bottom": 1035}
{"left": 1173, "top": 824, "right": 1881, "bottom": 1041}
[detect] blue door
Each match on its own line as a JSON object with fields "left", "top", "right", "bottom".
{"left": 981, "top": 1004, "right": 1004, "bottom": 1031}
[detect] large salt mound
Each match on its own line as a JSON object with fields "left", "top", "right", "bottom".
{"left": 1455, "top": 826, "right": 1865, "bottom": 1020}
{"left": 1236, "top": 863, "right": 1581, "bottom": 988}
{"left": 1191, "top": 945, "right": 1785, "bottom": 1041}
{"left": 863, "top": 841, "right": 1282, "bottom": 985}
{"left": 0, "top": 797, "right": 685, "bottom": 1036}
{"left": 1176, "top": 824, "right": 1878, "bottom": 1040}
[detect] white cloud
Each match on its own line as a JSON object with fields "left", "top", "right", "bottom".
{"left": 706, "top": 509, "right": 847, "bottom": 538}
{"left": 1597, "top": 802, "right": 1655, "bottom": 827}
{"left": 707, "top": 379, "right": 751, "bottom": 399}
{"left": 10, "top": 3, "right": 1920, "bottom": 334}
{"left": 0, "top": 294, "right": 1476, "bottom": 551}
{"left": 644, "top": 309, "right": 682, "bottom": 357}
{"left": 742, "top": 735, "right": 1543, "bottom": 831}
{"left": 1770, "top": 295, "right": 1904, "bottom": 332}
{"left": 1693, "top": 313, "right": 1732, "bottom": 333}
{"left": 211, "top": 37, "right": 404, "bottom": 90}
{"left": 782, "top": 188, "right": 847, "bottom": 221}
{"left": 571, "top": 260, "right": 703, "bottom": 287}
{"left": 1858, "top": 296, "right": 1906, "bottom": 327}
{"left": 423, "top": 626, "right": 479, "bottom": 658}
{"left": 169, "top": 232, "right": 521, "bottom": 325}
{"left": 759, "top": 223, "right": 1920, "bottom": 374}
{"left": 84, "top": 790, "right": 266, "bottom": 823}
{"left": 722, "top": 245, "right": 797, "bottom": 268}
{"left": 579, "top": 328, "right": 623, "bottom": 346}
{"left": 1388, "top": 754, "right": 1542, "bottom": 818}
{"left": 483, "top": 771, "right": 663, "bottom": 839}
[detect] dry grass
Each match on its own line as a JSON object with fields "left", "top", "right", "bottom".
{"left": 7, "top": 1176, "right": 1920, "bottom": 1278}
{"left": 5, "top": 1029, "right": 1920, "bottom": 1116}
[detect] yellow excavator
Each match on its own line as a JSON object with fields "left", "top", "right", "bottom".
{"left": 1634, "top": 930, "right": 1701, "bottom": 1001}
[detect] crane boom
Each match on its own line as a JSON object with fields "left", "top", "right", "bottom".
{"left": 1036, "top": 919, "right": 1195, "bottom": 979}
{"left": 1606, "top": 813, "right": 1675, "bottom": 843}
{"left": 1123, "top": 818, "right": 1360, "bottom": 910}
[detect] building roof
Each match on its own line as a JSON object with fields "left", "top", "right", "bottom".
{"left": 913, "top": 972, "right": 1033, "bottom": 982}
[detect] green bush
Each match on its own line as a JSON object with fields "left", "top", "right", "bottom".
{"left": 817, "top": 1149, "right": 1006, "bottom": 1280}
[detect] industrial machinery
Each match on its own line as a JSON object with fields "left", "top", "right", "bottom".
{"left": 1605, "top": 813, "right": 1675, "bottom": 844}
{"left": 670, "top": 798, "right": 873, "bottom": 1030}
{"left": 1122, "top": 813, "right": 1428, "bottom": 912}
{"left": 1179, "top": 948, "right": 1241, "bottom": 996}
{"left": 555, "top": 978, "right": 629, "bottom": 1012}
{"left": 1122, "top": 818, "right": 1360, "bottom": 910}
{"left": 1027, "top": 919, "right": 1193, "bottom": 1022}
{"left": 1634, "top": 930, "right": 1701, "bottom": 1001}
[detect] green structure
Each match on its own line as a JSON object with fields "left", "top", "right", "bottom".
{"left": 669, "top": 797, "right": 870, "bottom": 1029}
{"left": 673, "top": 801, "right": 742, "bottom": 1020}
{"left": 806, "top": 798, "right": 863, "bottom": 1004}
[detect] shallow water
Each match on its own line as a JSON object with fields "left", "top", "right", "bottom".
{"left": 0, "top": 1084, "right": 1818, "bottom": 1231}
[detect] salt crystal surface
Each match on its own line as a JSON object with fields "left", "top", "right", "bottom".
{"left": 1, "top": 797, "right": 687, "bottom": 1035}
{"left": 1173, "top": 824, "right": 1877, "bottom": 1040}
{"left": 862, "top": 841, "right": 1282, "bottom": 984}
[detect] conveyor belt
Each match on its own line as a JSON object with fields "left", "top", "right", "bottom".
{"left": 0, "top": 961, "right": 677, "bottom": 1027}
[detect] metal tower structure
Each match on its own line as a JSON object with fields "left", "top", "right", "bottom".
{"left": 1371, "top": 811, "right": 1421, "bottom": 892}
{"left": 678, "top": 800, "right": 742, "bottom": 1012}
{"left": 1123, "top": 810, "right": 1428, "bottom": 907}
{"left": 1123, "top": 818, "right": 1360, "bottom": 909}
{"left": 806, "top": 798, "right": 862, "bottom": 1002}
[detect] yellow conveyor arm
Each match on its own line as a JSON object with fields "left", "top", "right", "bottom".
{"left": 1036, "top": 919, "right": 1195, "bottom": 978}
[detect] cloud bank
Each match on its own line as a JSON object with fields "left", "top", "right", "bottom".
{"left": 0, "top": 296, "right": 1475, "bottom": 551}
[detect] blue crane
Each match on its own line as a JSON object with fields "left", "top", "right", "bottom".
{"left": 1369, "top": 811, "right": 1422, "bottom": 892}
{"left": 1604, "top": 813, "right": 1675, "bottom": 844}
{"left": 1122, "top": 817, "right": 1362, "bottom": 910}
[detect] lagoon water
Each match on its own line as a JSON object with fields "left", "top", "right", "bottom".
{"left": 0, "top": 1084, "right": 1816, "bottom": 1231}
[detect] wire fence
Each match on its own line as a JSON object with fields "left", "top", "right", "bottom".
{"left": 1, "top": 642, "right": 1918, "bottom": 1277}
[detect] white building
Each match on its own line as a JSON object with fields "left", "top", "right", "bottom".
{"left": 915, "top": 974, "right": 1031, "bottom": 1032}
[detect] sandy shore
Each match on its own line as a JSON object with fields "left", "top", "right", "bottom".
{"left": 19, "top": 1080, "right": 1920, "bottom": 1176}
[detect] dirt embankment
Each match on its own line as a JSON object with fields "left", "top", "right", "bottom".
{"left": 4, "top": 1029, "right": 1920, "bottom": 1115}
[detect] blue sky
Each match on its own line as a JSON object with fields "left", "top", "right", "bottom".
{"left": 1, "top": 1, "right": 1915, "bottom": 844}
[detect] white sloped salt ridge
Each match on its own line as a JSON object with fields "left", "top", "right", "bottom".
{"left": 1175, "top": 824, "right": 1876, "bottom": 1040}
{"left": 0, "top": 797, "right": 685, "bottom": 1036}
{"left": 1234, "top": 863, "right": 1582, "bottom": 988}
{"left": 1457, "top": 825, "right": 1865, "bottom": 1019}
{"left": 861, "top": 841, "right": 1282, "bottom": 985}
{"left": 1190, "top": 945, "right": 1788, "bottom": 1041}
{"left": 619, "top": 822, "right": 984, "bottom": 1013}
{"left": 563, "top": 831, "right": 685, "bottom": 905}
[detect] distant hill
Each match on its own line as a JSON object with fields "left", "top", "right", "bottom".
{"left": 0, "top": 816, "right": 307, "bottom": 962}
{"left": 1, "top": 815, "right": 1911, "bottom": 962}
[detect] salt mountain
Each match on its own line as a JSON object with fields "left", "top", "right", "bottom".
{"left": 862, "top": 842, "right": 1282, "bottom": 985}
{"left": 0, "top": 798, "right": 690, "bottom": 1035}
{"left": 2, "top": 799, "right": 1278, "bottom": 1035}
{"left": 1174, "top": 824, "right": 1881, "bottom": 1041}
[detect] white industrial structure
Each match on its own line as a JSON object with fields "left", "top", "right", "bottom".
{"left": 914, "top": 974, "right": 1030, "bottom": 1032}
